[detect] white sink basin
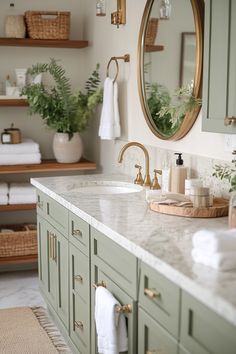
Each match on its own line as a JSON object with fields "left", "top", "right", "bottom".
{"left": 68, "top": 181, "right": 143, "bottom": 194}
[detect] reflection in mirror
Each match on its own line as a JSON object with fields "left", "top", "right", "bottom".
{"left": 138, "top": 0, "right": 203, "bottom": 140}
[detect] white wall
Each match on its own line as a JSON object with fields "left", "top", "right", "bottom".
{"left": 82, "top": 0, "right": 233, "bottom": 173}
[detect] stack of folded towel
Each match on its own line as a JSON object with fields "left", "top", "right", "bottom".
{"left": 95, "top": 286, "right": 128, "bottom": 354}
{"left": 192, "top": 229, "right": 236, "bottom": 271}
{"left": 9, "top": 182, "right": 36, "bottom": 204}
{"left": 0, "top": 138, "right": 41, "bottom": 165}
{"left": 0, "top": 182, "right": 8, "bottom": 205}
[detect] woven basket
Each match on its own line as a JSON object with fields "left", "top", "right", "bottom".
{"left": 0, "top": 224, "right": 37, "bottom": 257}
{"left": 24, "top": 11, "right": 70, "bottom": 40}
{"left": 145, "top": 18, "right": 158, "bottom": 45}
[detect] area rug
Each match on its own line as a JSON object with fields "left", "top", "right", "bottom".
{"left": 0, "top": 307, "right": 71, "bottom": 354}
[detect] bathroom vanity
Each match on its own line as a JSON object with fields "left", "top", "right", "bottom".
{"left": 31, "top": 174, "right": 236, "bottom": 354}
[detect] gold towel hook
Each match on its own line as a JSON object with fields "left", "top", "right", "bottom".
{"left": 106, "top": 57, "right": 119, "bottom": 83}
{"left": 106, "top": 54, "right": 130, "bottom": 83}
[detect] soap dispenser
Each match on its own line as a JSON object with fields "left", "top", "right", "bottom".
{"left": 170, "top": 153, "right": 188, "bottom": 194}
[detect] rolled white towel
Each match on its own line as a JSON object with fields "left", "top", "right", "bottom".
{"left": 0, "top": 195, "right": 8, "bottom": 205}
{"left": 9, "top": 183, "right": 36, "bottom": 196}
{"left": 9, "top": 194, "right": 36, "bottom": 205}
{"left": 0, "top": 182, "right": 8, "bottom": 195}
{"left": 0, "top": 139, "right": 40, "bottom": 154}
{"left": 0, "top": 152, "right": 41, "bottom": 165}
{"left": 191, "top": 248, "right": 236, "bottom": 271}
{"left": 192, "top": 229, "right": 236, "bottom": 254}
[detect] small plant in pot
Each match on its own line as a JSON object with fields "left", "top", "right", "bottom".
{"left": 22, "top": 59, "right": 103, "bottom": 163}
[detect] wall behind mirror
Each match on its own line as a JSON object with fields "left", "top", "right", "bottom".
{"left": 138, "top": 0, "right": 203, "bottom": 140}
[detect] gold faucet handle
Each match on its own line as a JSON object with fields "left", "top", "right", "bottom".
{"left": 134, "top": 164, "right": 144, "bottom": 185}
{"left": 151, "top": 169, "right": 162, "bottom": 190}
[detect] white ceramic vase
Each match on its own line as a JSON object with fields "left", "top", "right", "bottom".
{"left": 53, "top": 132, "right": 83, "bottom": 163}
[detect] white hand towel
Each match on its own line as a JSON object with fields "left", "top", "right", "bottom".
{"left": 192, "top": 229, "right": 236, "bottom": 254}
{"left": 99, "top": 77, "right": 121, "bottom": 140}
{"left": 191, "top": 248, "right": 236, "bottom": 271}
{"left": 9, "top": 183, "right": 36, "bottom": 196}
{"left": 0, "top": 182, "right": 8, "bottom": 195}
{"left": 0, "top": 139, "right": 40, "bottom": 154}
{"left": 95, "top": 286, "right": 128, "bottom": 354}
{"left": 0, "top": 195, "right": 8, "bottom": 205}
{"left": 9, "top": 194, "right": 36, "bottom": 205}
{"left": 0, "top": 152, "right": 41, "bottom": 165}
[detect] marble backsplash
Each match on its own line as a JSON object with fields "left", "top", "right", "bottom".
{"left": 111, "top": 139, "right": 231, "bottom": 199}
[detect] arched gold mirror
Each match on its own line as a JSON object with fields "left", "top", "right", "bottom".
{"left": 138, "top": 0, "right": 204, "bottom": 140}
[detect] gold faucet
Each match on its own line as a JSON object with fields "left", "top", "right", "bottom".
{"left": 118, "top": 142, "right": 151, "bottom": 187}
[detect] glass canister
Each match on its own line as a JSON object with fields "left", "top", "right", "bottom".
{"left": 229, "top": 192, "right": 236, "bottom": 228}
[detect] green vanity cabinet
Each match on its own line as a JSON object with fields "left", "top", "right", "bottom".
{"left": 180, "top": 291, "right": 236, "bottom": 354}
{"left": 202, "top": 0, "right": 236, "bottom": 133}
{"left": 138, "top": 307, "right": 178, "bottom": 354}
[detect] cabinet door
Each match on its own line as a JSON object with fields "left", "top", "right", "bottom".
{"left": 202, "top": 0, "right": 236, "bottom": 133}
{"left": 138, "top": 307, "right": 178, "bottom": 354}
{"left": 37, "top": 216, "right": 48, "bottom": 295}
{"left": 91, "top": 265, "right": 137, "bottom": 354}
{"left": 57, "top": 231, "right": 69, "bottom": 329}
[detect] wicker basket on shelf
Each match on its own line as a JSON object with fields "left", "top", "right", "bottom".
{"left": 145, "top": 18, "right": 158, "bottom": 45}
{"left": 24, "top": 11, "right": 70, "bottom": 40}
{"left": 0, "top": 224, "right": 37, "bottom": 257}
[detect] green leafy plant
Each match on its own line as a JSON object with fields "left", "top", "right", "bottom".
{"left": 22, "top": 59, "right": 103, "bottom": 138}
{"left": 213, "top": 160, "right": 236, "bottom": 192}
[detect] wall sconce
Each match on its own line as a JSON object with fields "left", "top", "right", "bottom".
{"left": 159, "top": 0, "right": 171, "bottom": 20}
{"left": 111, "top": 0, "right": 126, "bottom": 28}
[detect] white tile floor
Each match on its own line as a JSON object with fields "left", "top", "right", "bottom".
{"left": 0, "top": 270, "right": 46, "bottom": 309}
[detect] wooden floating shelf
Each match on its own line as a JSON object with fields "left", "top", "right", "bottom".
{"left": 145, "top": 44, "right": 164, "bottom": 52}
{"left": 0, "top": 98, "right": 28, "bottom": 107}
{"left": 0, "top": 255, "right": 37, "bottom": 265}
{"left": 0, "top": 158, "right": 96, "bottom": 174}
{"left": 0, "top": 38, "right": 89, "bottom": 49}
{"left": 0, "top": 204, "right": 36, "bottom": 212}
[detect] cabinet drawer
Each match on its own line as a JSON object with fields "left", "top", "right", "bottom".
{"left": 181, "top": 291, "right": 236, "bottom": 354}
{"left": 70, "top": 243, "right": 90, "bottom": 301}
{"left": 91, "top": 227, "right": 138, "bottom": 299}
{"left": 139, "top": 262, "right": 180, "bottom": 338}
{"left": 37, "top": 190, "right": 68, "bottom": 237}
{"left": 70, "top": 292, "right": 90, "bottom": 354}
{"left": 91, "top": 266, "right": 137, "bottom": 354}
{"left": 69, "top": 212, "right": 90, "bottom": 255}
{"left": 138, "top": 307, "right": 178, "bottom": 354}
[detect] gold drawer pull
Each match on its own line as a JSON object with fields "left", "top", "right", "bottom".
{"left": 92, "top": 281, "right": 106, "bottom": 288}
{"left": 144, "top": 288, "right": 160, "bottom": 299}
{"left": 72, "top": 229, "right": 82, "bottom": 237}
{"left": 115, "top": 304, "right": 132, "bottom": 313}
{"left": 224, "top": 116, "right": 236, "bottom": 126}
{"left": 74, "top": 320, "right": 84, "bottom": 330}
{"left": 146, "top": 351, "right": 165, "bottom": 354}
{"left": 74, "top": 275, "right": 83, "bottom": 283}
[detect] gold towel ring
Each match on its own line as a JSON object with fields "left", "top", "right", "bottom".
{"left": 106, "top": 57, "right": 119, "bottom": 83}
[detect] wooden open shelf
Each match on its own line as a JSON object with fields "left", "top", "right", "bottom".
{"left": 0, "top": 204, "right": 36, "bottom": 212}
{"left": 0, "top": 98, "right": 28, "bottom": 107}
{"left": 0, "top": 254, "right": 37, "bottom": 265}
{"left": 0, "top": 38, "right": 89, "bottom": 49}
{"left": 145, "top": 44, "right": 164, "bottom": 52}
{"left": 0, "top": 158, "right": 96, "bottom": 174}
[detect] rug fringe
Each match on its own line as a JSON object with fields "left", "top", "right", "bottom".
{"left": 31, "top": 307, "right": 72, "bottom": 354}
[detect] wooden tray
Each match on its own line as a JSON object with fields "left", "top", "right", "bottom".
{"left": 149, "top": 198, "right": 229, "bottom": 218}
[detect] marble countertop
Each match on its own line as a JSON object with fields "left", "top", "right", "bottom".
{"left": 31, "top": 174, "right": 236, "bottom": 327}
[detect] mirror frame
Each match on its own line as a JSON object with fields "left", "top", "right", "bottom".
{"left": 138, "top": 0, "right": 204, "bottom": 141}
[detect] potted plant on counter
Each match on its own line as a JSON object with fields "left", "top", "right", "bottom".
{"left": 22, "top": 59, "right": 102, "bottom": 163}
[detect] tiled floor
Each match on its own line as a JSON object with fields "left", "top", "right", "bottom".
{"left": 0, "top": 270, "right": 46, "bottom": 309}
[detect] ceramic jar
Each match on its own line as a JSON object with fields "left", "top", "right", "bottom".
{"left": 53, "top": 132, "right": 83, "bottom": 163}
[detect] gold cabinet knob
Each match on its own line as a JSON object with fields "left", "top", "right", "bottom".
{"left": 37, "top": 201, "right": 43, "bottom": 208}
{"left": 72, "top": 229, "right": 82, "bottom": 237}
{"left": 115, "top": 304, "right": 132, "bottom": 313}
{"left": 74, "top": 275, "right": 83, "bottom": 283}
{"left": 224, "top": 116, "right": 236, "bottom": 126}
{"left": 74, "top": 320, "right": 84, "bottom": 330}
{"left": 92, "top": 281, "right": 106, "bottom": 288}
{"left": 144, "top": 288, "right": 160, "bottom": 299}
